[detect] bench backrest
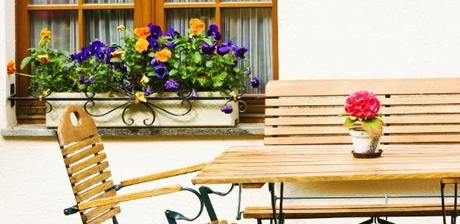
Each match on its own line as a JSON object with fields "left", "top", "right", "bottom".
{"left": 264, "top": 78, "right": 460, "bottom": 145}
{"left": 57, "top": 105, "right": 120, "bottom": 224}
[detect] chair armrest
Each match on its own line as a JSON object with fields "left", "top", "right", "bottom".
{"left": 120, "top": 163, "right": 207, "bottom": 187}
{"left": 78, "top": 185, "right": 182, "bottom": 210}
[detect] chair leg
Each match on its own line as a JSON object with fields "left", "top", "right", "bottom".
{"left": 257, "top": 219, "right": 262, "bottom": 224}
{"left": 454, "top": 183, "right": 458, "bottom": 224}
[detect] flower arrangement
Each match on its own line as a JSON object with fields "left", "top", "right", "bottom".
{"left": 343, "top": 90, "right": 384, "bottom": 137}
{"left": 20, "top": 19, "right": 259, "bottom": 114}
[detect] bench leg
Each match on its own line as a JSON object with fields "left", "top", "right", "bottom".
{"left": 359, "top": 218, "right": 374, "bottom": 224}
{"left": 454, "top": 183, "right": 458, "bottom": 224}
{"left": 268, "top": 183, "right": 277, "bottom": 224}
{"left": 377, "top": 217, "right": 395, "bottom": 224}
{"left": 442, "top": 182, "right": 447, "bottom": 224}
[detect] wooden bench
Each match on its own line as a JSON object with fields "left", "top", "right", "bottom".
{"left": 243, "top": 78, "right": 460, "bottom": 223}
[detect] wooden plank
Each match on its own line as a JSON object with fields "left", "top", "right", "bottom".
{"left": 266, "top": 95, "right": 460, "bottom": 107}
{"left": 64, "top": 144, "right": 104, "bottom": 165}
{"left": 57, "top": 105, "right": 98, "bottom": 146}
{"left": 79, "top": 185, "right": 183, "bottom": 210}
{"left": 82, "top": 190, "right": 117, "bottom": 222}
{"left": 87, "top": 207, "right": 121, "bottom": 224}
{"left": 120, "top": 163, "right": 207, "bottom": 187}
{"left": 265, "top": 114, "right": 460, "bottom": 126}
{"left": 62, "top": 135, "right": 101, "bottom": 156}
{"left": 244, "top": 203, "right": 457, "bottom": 219}
{"left": 265, "top": 125, "right": 460, "bottom": 135}
{"left": 242, "top": 183, "right": 265, "bottom": 189}
{"left": 73, "top": 171, "right": 112, "bottom": 194}
{"left": 264, "top": 134, "right": 460, "bottom": 145}
{"left": 67, "top": 153, "right": 107, "bottom": 175}
{"left": 265, "top": 79, "right": 460, "bottom": 97}
{"left": 76, "top": 181, "right": 114, "bottom": 203}
{"left": 265, "top": 105, "right": 460, "bottom": 116}
{"left": 70, "top": 161, "right": 109, "bottom": 184}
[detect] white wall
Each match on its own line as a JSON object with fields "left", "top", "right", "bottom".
{"left": 2, "top": 0, "right": 460, "bottom": 224}
{"left": 279, "top": 0, "right": 460, "bottom": 80}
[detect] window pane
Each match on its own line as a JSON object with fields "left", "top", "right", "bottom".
{"left": 222, "top": 8, "right": 272, "bottom": 93}
{"left": 166, "top": 0, "right": 214, "bottom": 2}
{"left": 30, "top": 11, "right": 78, "bottom": 52}
{"left": 29, "top": 0, "right": 76, "bottom": 4}
{"left": 221, "top": 0, "right": 270, "bottom": 1}
{"left": 85, "top": 10, "right": 134, "bottom": 46}
{"left": 84, "top": 0, "right": 133, "bottom": 3}
{"left": 166, "top": 9, "right": 215, "bottom": 35}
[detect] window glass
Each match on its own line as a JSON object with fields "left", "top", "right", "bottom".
{"left": 85, "top": 10, "right": 134, "bottom": 46}
{"left": 166, "top": 8, "right": 215, "bottom": 35}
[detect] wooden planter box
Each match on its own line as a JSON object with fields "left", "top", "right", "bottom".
{"left": 46, "top": 92, "right": 239, "bottom": 127}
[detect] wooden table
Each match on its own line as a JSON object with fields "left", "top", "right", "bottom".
{"left": 192, "top": 144, "right": 460, "bottom": 223}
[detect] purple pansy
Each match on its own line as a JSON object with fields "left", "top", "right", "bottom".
{"left": 187, "top": 89, "right": 197, "bottom": 99}
{"left": 165, "top": 79, "right": 180, "bottom": 91}
{"left": 250, "top": 76, "right": 260, "bottom": 88}
{"left": 201, "top": 42, "right": 216, "bottom": 55}
{"left": 165, "top": 28, "right": 180, "bottom": 38}
{"left": 207, "top": 24, "right": 222, "bottom": 40}
{"left": 221, "top": 105, "right": 233, "bottom": 114}
{"left": 165, "top": 41, "right": 176, "bottom": 50}
{"left": 123, "top": 81, "right": 134, "bottom": 91}
{"left": 145, "top": 87, "right": 154, "bottom": 96}
{"left": 147, "top": 37, "right": 161, "bottom": 51}
{"left": 233, "top": 46, "right": 248, "bottom": 59}
{"left": 148, "top": 24, "right": 163, "bottom": 40}
{"left": 217, "top": 41, "right": 233, "bottom": 55}
{"left": 150, "top": 58, "right": 163, "bottom": 68}
{"left": 155, "top": 65, "right": 169, "bottom": 79}
{"left": 88, "top": 40, "right": 105, "bottom": 55}
{"left": 95, "top": 49, "right": 106, "bottom": 61}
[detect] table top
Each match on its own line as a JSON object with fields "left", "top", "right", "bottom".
{"left": 192, "top": 144, "right": 460, "bottom": 185}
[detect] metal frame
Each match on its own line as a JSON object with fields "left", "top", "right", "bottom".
{"left": 441, "top": 181, "right": 459, "bottom": 224}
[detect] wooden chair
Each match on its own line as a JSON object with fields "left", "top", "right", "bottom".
{"left": 56, "top": 105, "right": 207, "bottom": 224}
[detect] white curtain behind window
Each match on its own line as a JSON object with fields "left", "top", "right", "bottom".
{"left": 166, "top": 9, "right": 215, "bottom": 35}
{"left": 222, "top": 8, "right": 272, "bottom": 93}
{"left": 85, "top": 10, "right": 134, "bottom": 46}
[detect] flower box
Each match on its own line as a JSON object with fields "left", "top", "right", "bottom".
{"left": 45, "top": 92, "right": 239, "bottom": 127}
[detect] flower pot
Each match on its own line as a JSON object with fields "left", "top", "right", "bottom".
{"left": 349, "top": 129, "right": 381, "bottom": 156}
{"left": 45, "top": 92, "right": 239, "bottom": 127}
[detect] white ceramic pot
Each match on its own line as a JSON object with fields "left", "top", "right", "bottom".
{"left": 349, "top": 129, "right": 381, "bottom": 154}
{"left": 46, "top": 92, "right": 239, "bottom": 127}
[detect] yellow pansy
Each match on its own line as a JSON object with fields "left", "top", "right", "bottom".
{"left": 140, "top": 74, "right": 150, "bottom": 85}
{"left": 135, "top": 91, "right": 147, "bottom": 104}
{"left": 189, "top": 18, "right": 205, "bottom": 36}
{"left": 117, "top": 25, "right": 126, "bottom": 32}
{"left": 39, "top": 28, "right": 52, "bottom": 46}
{"left": 38, "top": 54, "right": 50, "bottom": 64}
{"left": 154, "top": 48, "right": 172, "bottom": 63}
{"left": 135, "top": 38, "right": 149, "bottom": 53}
{"left": 111, "top": 50, "right": 123, "bottom": 59}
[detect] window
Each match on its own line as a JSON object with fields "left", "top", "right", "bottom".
{"left": 15, "top": 0, "right": 277, "bottom": 124}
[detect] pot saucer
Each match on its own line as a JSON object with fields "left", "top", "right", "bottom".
{"left": 351, "top": 149, "right": 383, "bottom": 159}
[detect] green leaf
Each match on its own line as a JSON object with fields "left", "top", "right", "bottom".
{"left": 20, "top": 56, "right": 32, "bottom": 70}
{"left": 206, "top": 61, "right": 213, "bottom": 68}
{"left": 110, "top": 58, "right": 122, "bottom": 63}
{"left": 361, "top": 118, "right": 384, "bottom": 137}
{"left": 343, "top": 117, "right": 356, "bottom": 128}
{"left": 191, "top": 51, "right": 202, "bottom": 64}
{"left": 169, "top": 69, "right": 178, "bottom": 76}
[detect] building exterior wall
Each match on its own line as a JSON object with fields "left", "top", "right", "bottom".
{"left": 2, "top": 1, "right": 460, "bottom": 223}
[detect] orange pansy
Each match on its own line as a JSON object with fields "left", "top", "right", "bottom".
{"left": 155, "top": 49, "right": 172, "bottom": 63}
{"left": 7, "top": 60, "right": 16, "bottom": 75}
{"left": 135, "top": 39, "right": 149, "bottom": 53}
{"left": 134, "top": 27, "right": 151, "bottom": 39}
{"left": 189, "top": 18, "right": 205, "bottom": 36}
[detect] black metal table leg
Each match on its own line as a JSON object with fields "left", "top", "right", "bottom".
{"left": 377, "top": 217, "right": 395, "bottom": 224}
{"left": 442, "top": 181, "right": 447, "bottom": 224}
{"left": 279, "top": 183, "right": 285, "bottom": 224}
{"left": 454, "top": 183, "right": 458, "bottom": 224}
{"left": 359, "top": 217, "right": 374, "bottom": 224}
{"left": 269, "top": 183, "right": 278, "bottom": 224}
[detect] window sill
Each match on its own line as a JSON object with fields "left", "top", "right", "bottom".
{"left": 1, "top": 123, "right": 264, "bottom": 137}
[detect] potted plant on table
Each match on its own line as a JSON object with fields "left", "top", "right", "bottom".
{"left": 343, "top": 91, "right": 384, "bottom": 158}
{"left": 20, "top": 19, "right": 259, "bottom": 127}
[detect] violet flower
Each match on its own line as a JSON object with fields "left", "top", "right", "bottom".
{"left": 154, "top": 64, "right": 169, "bottom": 79}
{"left": 201, "top": 42, "right": 216, "bottom": 55}
{"left": 165, "top": 79, "right": 180, "bottom": 91}
{"left": 89, "top": 40, "right": 105, "bottom": 55}
{"left": 165, "top": 41, "right": 176, "bottom": 50}
{"left": 233, "top": 46, "right": 248, "bottom": 59}
{"left": 221, "top": 105, "right": 233, "bottom": 114}
{"left": 148, "top": 24, "right": 163, "bottom": 40}
{"left": 145, "top": 87, "right": 154, "bottom": 96}
{"left": 187, "top": 89, "right": 198, "bottom": 99}
{"left": 217, "top": 41, "right": 233, "bottom": 55}
{"left": 250, "top": 76, "right": 260, "bottom": 88}
{"left": 165, "top": 28, "right": 180, "bottom": 38}
{"left": 147, "top": 37, "right": 161, "bottom": 51}
{"left": 207, "top": 24, "right": 222, "bottom": 40}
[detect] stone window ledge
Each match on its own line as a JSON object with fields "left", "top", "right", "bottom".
{"left": 1, "top": 123, "right": 264, "bottom": 137}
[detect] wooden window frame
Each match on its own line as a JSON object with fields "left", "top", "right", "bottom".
{"left": 15, "top": 0, "right": 277, "bottom": 124}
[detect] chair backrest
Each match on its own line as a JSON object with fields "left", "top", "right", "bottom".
{"left": 57, "top": 105, "right": 120, "bottom": 224}
{"left": 264, "top": 78, "right": 460, "bottom": 145}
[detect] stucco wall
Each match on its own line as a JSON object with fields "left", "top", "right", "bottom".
{"left": 2, "top": 0, "right": 460, "bottom": 223}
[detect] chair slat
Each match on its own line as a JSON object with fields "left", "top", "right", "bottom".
{"left": 73, "top": 171, "right": 112, "bottom": 194}
{"left": 82, "top": 190, "right": 117, "bottom": 222}
{"left": 62, "top": 135, "right": 102, "bottom": 156}
{"left": 70, "top": 161, "right": 109, "bottom": 184}
{"left": 266, "top": 125, "right": 460, "bottom": 135}
{"left": 64, "top": 144, "right": 104, "bottom": 165}
{"left": 76, "top": 181, "right": 114, "bottom": 203}
{"left": 67, "top": 153, "right": 107, "bottom": 175}
{"left": 86, "top": 207, "right": 121, "bottom": 224}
